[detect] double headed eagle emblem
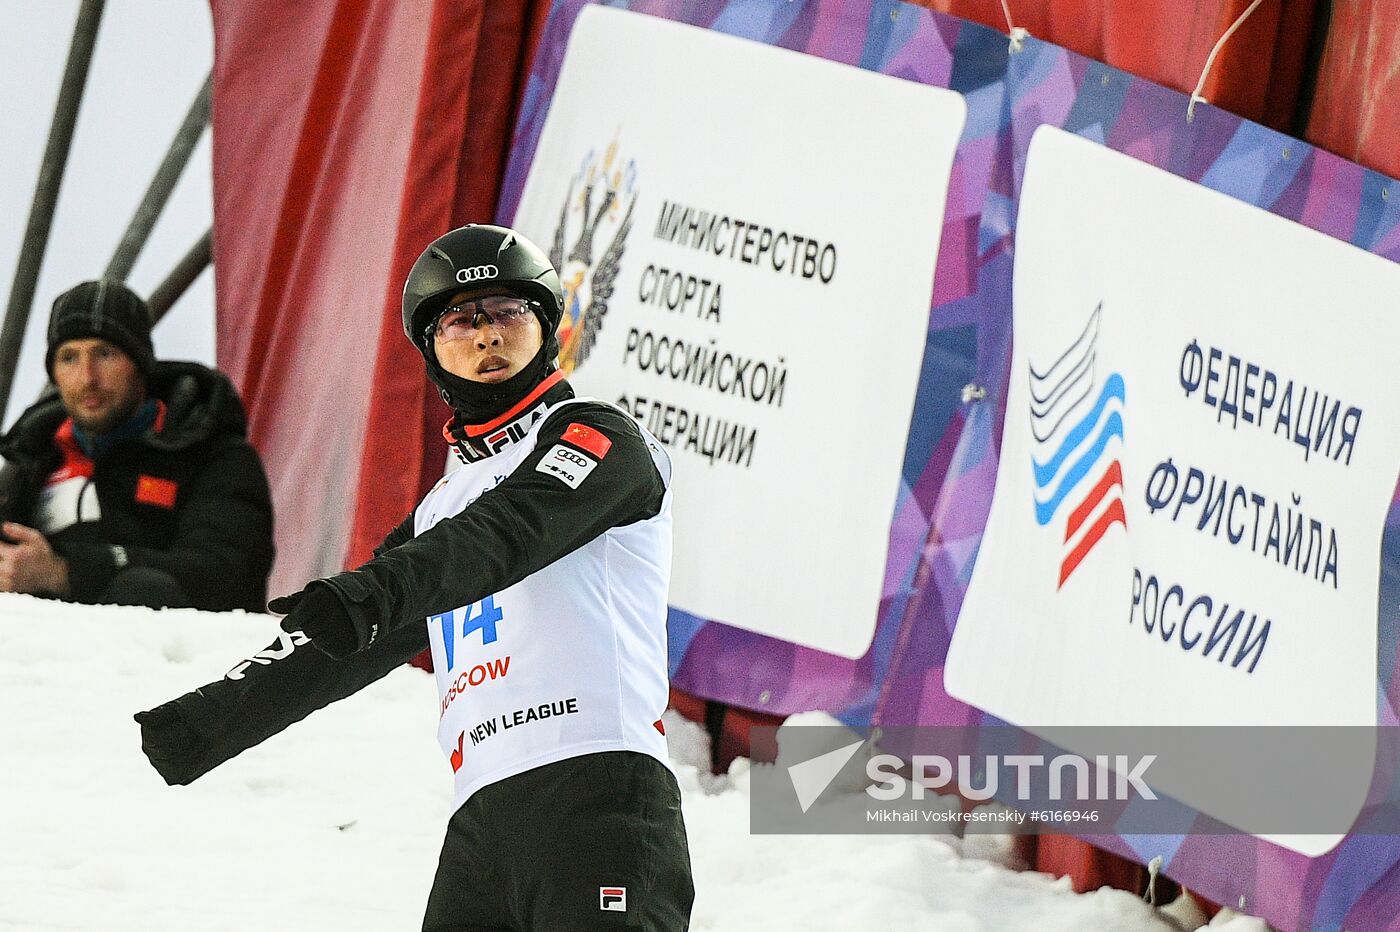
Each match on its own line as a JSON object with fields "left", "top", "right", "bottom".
{"left": 549, "top": 137, "right": 636, "bottom": 374}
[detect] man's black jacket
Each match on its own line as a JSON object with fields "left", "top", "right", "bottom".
{"left": 0, "top": 360, "right": 274, "bottom": 611}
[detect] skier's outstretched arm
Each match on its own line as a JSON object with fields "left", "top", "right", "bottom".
{"left": 135, "top": 620, "right": 428, "bottom": 785}
{"left": 134, "top": 513, "right": 426, "bottom": 786}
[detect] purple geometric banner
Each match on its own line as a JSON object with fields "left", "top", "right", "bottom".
{"left": 498, "top": 3, "right": 1400, "bottom": 929}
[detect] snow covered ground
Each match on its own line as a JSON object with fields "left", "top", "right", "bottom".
{"left": 0, "top": 594, "right": 1264, "bottom": 931}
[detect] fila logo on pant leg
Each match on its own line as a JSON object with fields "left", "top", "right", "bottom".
{"left": 599, "top": 887, "right": 627, "bottom": 912}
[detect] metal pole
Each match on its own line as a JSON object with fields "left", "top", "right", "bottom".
{"left": 104, "top": 72, "right": 212, "bottom": 282}
{"left": 148, "top": 229, "right": 212, "bottom": 323}
{"left": 0, "top": 0, "right": 106, "bottom": 422}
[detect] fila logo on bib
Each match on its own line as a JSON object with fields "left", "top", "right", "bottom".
{"left": 599, "top": 887, "right": 627, "bottom": 912}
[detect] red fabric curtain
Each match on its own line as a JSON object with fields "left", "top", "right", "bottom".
{"left": 348, "top": 0, "right": 553, "bottom": 572}
{"left": 1305, "top": 0, "right": 1400, "bottom": 180}
{"left": 209, "top": 0, "right": 548, "bottom": 594}
{"left": 920, "top": 0, "right": 1317, "bottom": 132}
{"left": 930, "top": 0, "right": 1400, "bottom": 180}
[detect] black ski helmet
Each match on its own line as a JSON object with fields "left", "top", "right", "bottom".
{"left": 401, "top": 224, "right": 565, "bottom": 417}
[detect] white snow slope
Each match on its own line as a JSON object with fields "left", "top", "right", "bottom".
{"left": 0, "top": 594, "right": 1258, "bottom": 931}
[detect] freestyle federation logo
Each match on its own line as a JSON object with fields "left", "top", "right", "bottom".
{"left": 1028, "top": 303, "right": 1127, "bottom": 587}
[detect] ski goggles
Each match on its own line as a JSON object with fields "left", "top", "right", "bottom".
{"left": 429, "top": 295, "right": 537, "bottom": 343}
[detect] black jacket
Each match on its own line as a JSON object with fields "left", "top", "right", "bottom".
{"left": 0, "top": 360, "right": 275, "bottom": 612}
{"left": 135, "top": 382, "right": 669, "bottom": 785}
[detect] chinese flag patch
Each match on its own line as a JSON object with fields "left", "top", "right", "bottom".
{"left": 135, "top": 475, "right": 178, "bottom": 509}
{"left": 563, "top": 422, "right": 612, "bottom": 459}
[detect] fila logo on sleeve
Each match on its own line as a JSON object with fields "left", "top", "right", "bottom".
{"left": 599, "top": 887, "right": 627, "bottom": 912}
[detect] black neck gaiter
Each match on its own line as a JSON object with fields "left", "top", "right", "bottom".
{"left": 441, "top": 370, "right": 575, "bottom": 464}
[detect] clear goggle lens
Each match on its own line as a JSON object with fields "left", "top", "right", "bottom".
{"left": 430, "top": 296, "right": 536, "bottom": 342}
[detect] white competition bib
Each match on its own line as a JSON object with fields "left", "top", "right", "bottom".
{"left": 415, "top": 398, "right": 674, "bottom": 807}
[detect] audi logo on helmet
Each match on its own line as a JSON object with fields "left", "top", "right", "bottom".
{"left": 455, "top": 264, "right": 499, "bottom": 283}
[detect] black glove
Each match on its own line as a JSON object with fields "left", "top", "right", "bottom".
{"left": 269, "top": 582, "right": 362, "bottom": 659}
{"left": 134, "top": 694, "right": 217, "bottom": 786}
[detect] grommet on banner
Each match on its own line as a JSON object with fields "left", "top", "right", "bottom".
{"left": 1186, "top": 0, "right": 1268, "bottom": 123}
{"left": 961, "top": 383, "right": 987, "bottom": 403}
{"left": 999, "top": 0, "right": 1030, "bottom": 53}
{"left": 1186, "top": 92, "right": 1208, "bottom": 123}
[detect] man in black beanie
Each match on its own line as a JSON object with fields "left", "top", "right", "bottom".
{"left": 0, "top": 280, "right": 275, "bottom": 611}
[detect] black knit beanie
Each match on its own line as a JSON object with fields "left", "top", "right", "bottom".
{"left": 45, "top": 280, "right": 156, "bottom": 377}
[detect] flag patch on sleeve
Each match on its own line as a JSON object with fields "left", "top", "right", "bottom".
{"left": 536, "top": 444, "right": 600, "bottom": 489}
{"left": 562, "top": 422, "right": 612, "bottom": 459}
{"left": 135, "top": 475, "right": 178, "bottom": 509}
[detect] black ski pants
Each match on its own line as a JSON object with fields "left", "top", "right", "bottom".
{"left": 422, "top": 750, "right": 693, "bottom": 931}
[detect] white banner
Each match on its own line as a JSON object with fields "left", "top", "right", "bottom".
{"left": 945, "top": 127, "right": 1400, "bottom": 854}
{"left": 513, "top": 7, "right": 966, "bottom": 658}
